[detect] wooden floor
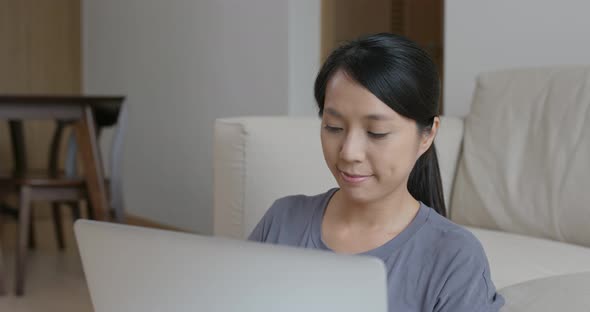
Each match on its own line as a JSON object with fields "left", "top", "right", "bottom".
{"left": 0, "top": 207, "right": 94, "bottom": 312}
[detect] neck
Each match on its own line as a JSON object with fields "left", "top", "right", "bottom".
{"left": 332, "top": 187, "right": 420, "bottom": 231}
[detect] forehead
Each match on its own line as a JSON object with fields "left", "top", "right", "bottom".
{"left": 323, "top": 70, "right": 399, "bottom": 121}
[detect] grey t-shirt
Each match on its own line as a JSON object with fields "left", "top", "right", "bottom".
{"left": 248, "top": 188, "right": 505, "bottom": 312}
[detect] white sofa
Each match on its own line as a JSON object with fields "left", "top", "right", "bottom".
{"left": 213, "top": 66, "right": 590, "bottom": 309}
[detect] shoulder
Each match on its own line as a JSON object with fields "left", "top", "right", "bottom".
{"left": 413, "top": 206, "right": 490, "bottom": 280}
{"left": 419, "top": 207, "right": 503, "bottom": 311}
{"left": 424, "top": 207, "right": 486, "bottom": 260}
{"left": 247, "top": 188, "right": 337, "bottom": 242}
{"left": 428, "top": 211, "right": 504, "bottom": 312}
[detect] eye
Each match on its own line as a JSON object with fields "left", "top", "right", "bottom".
{"left": 367, "top": 131, "right": 389, "bottom": 139}
{"left": 324, "top": 125, "right": 343, "bottom": 133}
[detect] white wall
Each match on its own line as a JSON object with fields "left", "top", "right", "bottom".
{"left": 288, "top": 0, "right": 321, "bottom": 116}
{"left": 445, "top": 0, "right": 590, "bottom": 116}
{"left": 84, "top": 0, "right": 298, "bottom": 233}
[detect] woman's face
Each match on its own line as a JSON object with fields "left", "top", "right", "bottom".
{"left": 320, "top": 70, "right": 436, "bottom": 204}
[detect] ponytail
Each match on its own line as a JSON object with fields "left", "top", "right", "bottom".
{"left": 407, "top": 143, "right": 446, "bottom": 217}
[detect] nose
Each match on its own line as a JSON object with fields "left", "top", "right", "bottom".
{"left": 339, "top": 130, "right": 366, "bottom": 163}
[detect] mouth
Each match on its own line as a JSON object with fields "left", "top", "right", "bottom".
{"left": 339, "top": 170, "right": 372, "bottom": 184}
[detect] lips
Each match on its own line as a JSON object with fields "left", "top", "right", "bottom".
{"left": 339, "top": 170, "right": 372, "bottom": 183}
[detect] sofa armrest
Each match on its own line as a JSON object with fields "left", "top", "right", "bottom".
{"left": 213, "top": 119, "right": 248, "bottom": 239}
{"left": 213, "top": 117, "right": 335, "bottom": 239}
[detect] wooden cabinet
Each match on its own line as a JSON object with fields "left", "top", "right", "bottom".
{"left": 0, "top": 0, "right": 81, "bottom": 171}
{"left": 321, "top": 0, "right": 444, "bottom": 112}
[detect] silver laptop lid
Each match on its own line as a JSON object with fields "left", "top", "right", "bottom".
{"left": 75, "top": 220, "right": 387, "bottom": 312}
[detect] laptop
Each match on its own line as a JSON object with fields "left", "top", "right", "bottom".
{"left": 74, "top": 220, "right": 387, "bottom": 312}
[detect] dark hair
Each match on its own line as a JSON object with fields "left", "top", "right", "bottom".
{"left": 314, "top": 33, "right": 446, "bottom": 217}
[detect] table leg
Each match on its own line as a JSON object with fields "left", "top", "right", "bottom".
{"left": 0, "top": 249, "right": 5, "bottom": 295}
{"left": 74, "top": 107, "right": 109, "bottom": 222}
{"left": 1, "top": 122, "right": 23, "bottom": 230}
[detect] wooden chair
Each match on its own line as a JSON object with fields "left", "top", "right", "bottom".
{"left": 0, "top": 104, "right": 127, "bottom": 296}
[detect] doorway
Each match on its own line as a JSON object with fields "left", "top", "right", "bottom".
{"left": 321, "top": 0, "right": 445, "bottom": 113}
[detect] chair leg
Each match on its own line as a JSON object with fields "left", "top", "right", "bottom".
{"left": 28, "top": 212, "right": 35, "bottom": 250}
{"left": 86, "top": 200, "right": 95, "bottom": 220}
{"left": 52, "top": 203, "right": 65, "bottom": 250}
{"left": 49, "top": 121, "right": 67, "bottom": 250}
{"left": 0, "top": 249, "right": 5, "bottom": 296}
{"left": 69, "top": 201, "right": 81, "bottom": 221}
{"left": 16, "top": 186, "right": 32, "bottom": 296}
{"left": 111, "top": 198, "right": 125, "bottom": 223}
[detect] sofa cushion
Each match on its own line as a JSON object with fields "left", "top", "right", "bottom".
{"left": 498, "top": 272, "right": 590, "bottom": 311}
{"left": 469, "top": 226, "right": 590, "bottom": 289}
{"left": 452, "top": 66, "right": 590, "bottom": 247}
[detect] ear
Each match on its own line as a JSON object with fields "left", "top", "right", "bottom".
{"left": 417, "top": 116, "right": 440, "bottom": 157}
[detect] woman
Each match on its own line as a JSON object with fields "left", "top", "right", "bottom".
{"left": 248, "top": 33, "right": 504, "bottom": 311}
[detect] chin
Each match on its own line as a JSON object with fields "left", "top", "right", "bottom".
{"left": 336, "top": 182, "right": 376, "bottom": 204}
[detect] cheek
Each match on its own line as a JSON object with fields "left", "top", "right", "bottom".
{"left": 371, "top": 138, "right": 420, "bottom": 178}
{"left": 320, "top": 132, "right": 338, "bottom": 163}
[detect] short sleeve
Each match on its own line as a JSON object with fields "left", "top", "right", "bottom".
{"left": 247, "top": 200, "right": 279, "bottom": 242}
{"left": 433, "top": 246, "right": 505, "bottom": 312}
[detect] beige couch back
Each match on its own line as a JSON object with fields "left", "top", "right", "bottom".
{"left": 213, "top": 116, "right": 464, "bottom": 239}
{"left": 451, "top": 66, "right": 590, "bottom": 247}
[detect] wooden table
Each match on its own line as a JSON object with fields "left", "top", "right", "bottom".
{"left": 0, "top": 95, "right": 125, "bottom": 295}
{"left": 0, "top": 95, "right": 124, "bottom": 222}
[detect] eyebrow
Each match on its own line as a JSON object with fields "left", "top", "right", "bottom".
{"left": 324, "top": 107, "right": 391, "bottom": 121}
